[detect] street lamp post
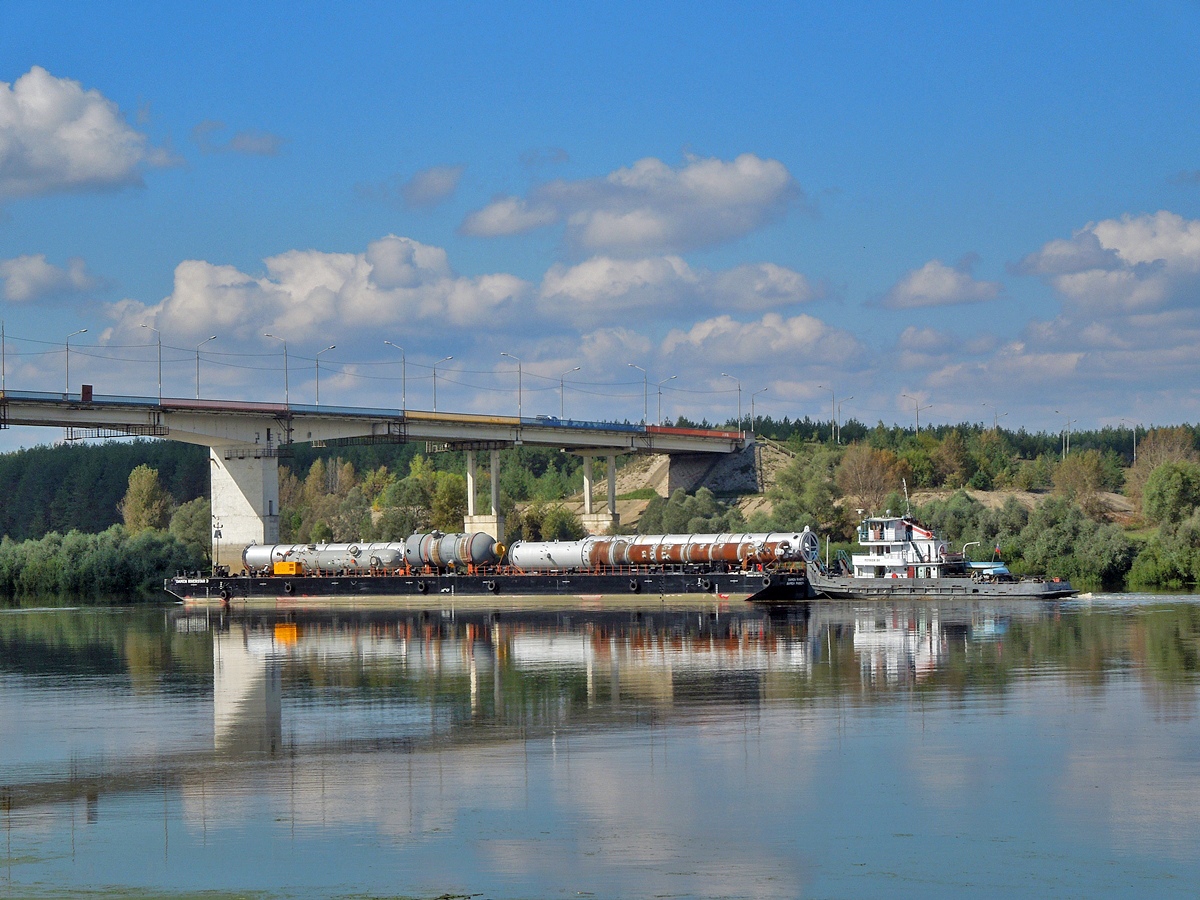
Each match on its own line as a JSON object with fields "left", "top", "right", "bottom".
{"left": 263, "top": 333, "right": 289, "bottom": 406}
{"left": 195, "top": 335, "right": 216, "bottom": 399}
{"left": 983, "top": 402, "right": 1007, "bottom": 431}
{"left": 721, "top": 372, "right": 743, "bottom": 431}
{"left": 817, "top": 384, "right": 836, "bottom": 442}
{"left": 1054, "top": 410, "right": 1077, "bottom": 459}
{"left": 751, "top": 387, "right": 768, "bottom": 433}
{"left": 1120, "top": 418, "right": 1139, "bottom": 465}
{"left": 140, "top": 324, "right": 162, "bottom": 401}
{"left": 627, "top": 363, "right": 647, "bottom": 423}
{"left": 431, "top": 356, "right": 452, "bottom": 411}
{"left": 501, "top": 352, "right": 522, "bottom": 419}
{"left": 901, "top": 393, "right": 932, "bottom": 434}
{"left": 657, "top": 375, "right": 677, "bottom": 426}
{"left": 560, "top": 366, "right": 580, "bottom": 419}
{"left": 64, "top": 328, "right": 87, "bottom": 397}
{"left": 384, "top": 341, "right": 406, "bottom": 410}
{"left": 315, "top": 345, "right": 335, "bottom": 406}
{"left": 836, "top": 395, "right": 854, "bottom": 443}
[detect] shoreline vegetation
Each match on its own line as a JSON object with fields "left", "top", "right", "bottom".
{"left": 0, "top": 418, "right": 1197, "bottom": 602}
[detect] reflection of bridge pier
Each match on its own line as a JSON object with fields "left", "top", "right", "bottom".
{"left": 213, "top": 628, "right": 282, "bottom": 754}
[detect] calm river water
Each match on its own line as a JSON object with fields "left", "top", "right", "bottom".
{"left": 3, "top": 595, "right": 1200, "bottom": 898}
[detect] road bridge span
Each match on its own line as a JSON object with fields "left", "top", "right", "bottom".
{"left": 0, "top": 389, "right": 747, "bottom": 569}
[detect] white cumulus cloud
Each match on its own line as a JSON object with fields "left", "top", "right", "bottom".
{"left": 461, "top": 153, "right": 801, "bottom": 254}
{"left": 0, "top": 254, "right": 98, "bottom": 302}
{"left": 882, "top": 258, "right": 1001, "bottom": 309}
{"left": 0, "top": 66, "right": 173, "bottom": 200}
{"left": 538, "top": 256, "right": 818, "bottom": 327}
{"left": 661, "top": 311, "right": 862, "bottom": 365}
{"left": 105, "top": 235, "right": 530, "bottom": 343}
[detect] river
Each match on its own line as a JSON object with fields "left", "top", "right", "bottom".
{"left": 3, "top": 595, "right": 1200, "bottom": 898}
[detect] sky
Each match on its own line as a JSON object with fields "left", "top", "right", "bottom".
{"left": 2, "top": 1, "right": 1199, "bottom": 449}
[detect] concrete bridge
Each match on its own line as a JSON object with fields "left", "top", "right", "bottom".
{"left": 0, "top": 389, "right": 747, "bottom": 569}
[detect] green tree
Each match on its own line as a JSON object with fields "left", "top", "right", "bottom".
{"left": 1143, "top": 460, "right": 1200, "bottom": 525}
{"left": 169, "top": 497, "right": 211, "bottom": 564}
{"left": 1054, "top": 449, "right": 1108, "bottom": 519}
{"left": 117, "top": 465, "right": 173, "bottom": 533}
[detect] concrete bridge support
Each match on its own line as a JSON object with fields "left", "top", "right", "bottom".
{"left": 464, "top": 448, "right": 504, "bottom": 541}
{"left": 210, "top": 450, "right": 280, "bottom": 572}
{"left": 580, "top": 453, "right": 620, "bottom": 535}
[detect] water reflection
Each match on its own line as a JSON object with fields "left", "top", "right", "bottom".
{"left": 2, "top": 597, "right": 1200, "bottom": 898}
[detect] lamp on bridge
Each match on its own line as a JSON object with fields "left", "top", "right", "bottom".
{"left": 657, "top": 375, "right": 677, "bottom": 426}
{"left": 721, "top": 372, "right": 742, "bottom": 432}
{"left": 195, "top": 335, "right": 217, "bottom": 400}
{"left": 140, "top": 323, "right": 161, "bottom": 401}
{"left": 64, "top": 328, "right": 87, "bottom": 398}
{"left": 315, "top": 345, "right": 336, "bottom": 406}
{"left": 752, "top": 387, "right": 768, "bottom": 434}
{"left": 627, "top": 363, "right": 647, "bottom": 424}
{"left": 501, "top": 351, "right": 522, "bottom": 419}
{"left": 384, "top": 340, "right": 406, "bottom": 410}
{"left": 263, "top": 333, "right": 289, "bottom": 407}
{"left": 431, "top": 356, "right": 452, "bottom": 411}
{"left": 560, "top": 366, "right": 580, "bottom": 419}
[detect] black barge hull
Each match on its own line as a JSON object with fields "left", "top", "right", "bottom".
{"left": 166, "top": 569, "right": 812, "bottom": 606}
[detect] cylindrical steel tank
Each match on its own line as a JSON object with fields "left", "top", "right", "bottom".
{"left": 243, "top": 542, "right": 406, "bottom": 572}
{"left": 506, "top": 532, "right": 806, "bottom": 571}
{"left": 404, "top": 532, "right": 500, "bottom": 569}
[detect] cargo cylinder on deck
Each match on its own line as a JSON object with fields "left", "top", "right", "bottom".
{"left": 243, "top": 542, "right": 405, "bottom": 572}
{"left": 404, "top": 532, "right": 500, "bottom": 569}
{"left": 507, "top": 532, "right": 807, "bottom": 571}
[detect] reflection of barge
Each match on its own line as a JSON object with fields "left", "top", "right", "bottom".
{"left": 166, "top": 530, "right": 813, "bottom": 605}
{"left": 807, "top": 514, "right": 1076, "bottom": 600}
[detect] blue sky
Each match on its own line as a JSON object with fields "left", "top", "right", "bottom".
{"left": 2, "top": 1, "right": 1199, "bottom": 446}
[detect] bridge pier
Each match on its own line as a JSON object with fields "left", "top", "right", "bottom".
{"left": 580, "top": 453, "right": 620, "bottom": 535}
{"left": 210, "top": 450, "right": 280, "bottom": 572}
{"left": 463, "top": 448, "right": 504, "bottom": 541}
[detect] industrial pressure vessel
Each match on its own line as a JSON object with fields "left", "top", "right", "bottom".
{"left": 506, "top": 532, "right": 806, "bottom": 571}
{"left": 243, "top": 542, "right": 405, "bottom": 572}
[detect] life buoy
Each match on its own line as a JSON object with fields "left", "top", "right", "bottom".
{"left": 761, "top": 575, "right": 772, "bottom": 588}
{"left": 219, "top": 587, "right": 231, "bottom": 602}
{"left": 416, "top": 580, "right": 429, "bottom": 594}
{"left": 629, "top": 579, "right": 641, "bottom": 593}
{"left": 700, "top": 578, "right": 712, "bottom": 591}
{"left": 485, "top": 580, "right": 499, "bottom": 593}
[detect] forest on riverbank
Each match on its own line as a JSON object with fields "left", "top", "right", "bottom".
{"left": 0, "top": 418, "right": 1197, "bottom": 598}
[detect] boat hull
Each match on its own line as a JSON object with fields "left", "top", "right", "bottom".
{"left": 806, "top": 566, "right": 1076, "bottom": 600}
{"left": 166, "top": 568, "right": 812, "bottom": 606}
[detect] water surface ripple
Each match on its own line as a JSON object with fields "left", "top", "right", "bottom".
{"left": 2, "top": 596, "right": 1199, "bottom": 898}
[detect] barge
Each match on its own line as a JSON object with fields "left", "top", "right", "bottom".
{"left": 166, "top": 530, "right": 815, "bottom": 605}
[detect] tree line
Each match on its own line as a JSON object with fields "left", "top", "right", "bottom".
{"left": 1, "top": 420, "right": 1198, "bottom": 598}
